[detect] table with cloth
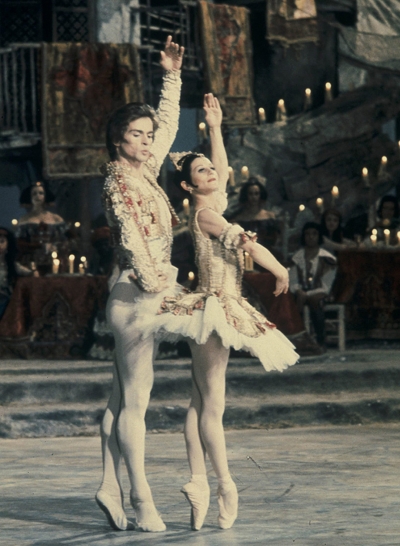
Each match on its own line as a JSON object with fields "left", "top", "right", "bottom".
{"left": 0, "top": 275, "right": 108, "bottom": 358}
{"left": 333, "top": 250, "right": 400, "bottom": 339}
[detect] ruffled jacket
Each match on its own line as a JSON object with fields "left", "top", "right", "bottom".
{"left": 289, "top": 247, "right": 337, "bottom": 296}
{"left": 102, "top": 70, "right": 181, "bottom": 293}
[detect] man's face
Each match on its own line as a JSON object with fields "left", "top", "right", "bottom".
{"left": 304, "top": 228, "right": 319, "bottom": 248}
{"left": 116, "top": 117, "right": 154, "bottom": 163}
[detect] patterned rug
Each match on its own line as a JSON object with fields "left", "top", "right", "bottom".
{"left": 42, "top": 43, "right": 143, "bottom": 178}
{"left": 199, "top": 1, "right": 256, "bottom": 126}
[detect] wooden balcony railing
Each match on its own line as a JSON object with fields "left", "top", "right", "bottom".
{"left": 0, "top": 43, "right": 40, "bottom": 140}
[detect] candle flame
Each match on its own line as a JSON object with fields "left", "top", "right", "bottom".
{"left": 381, "top": 156, "right": 388, "bottom": 164}
{"left": 305, "top": 88, "right": 311, "bottom": 96}
{"left": 51, "top": 251, "right": 57, "bottom": 259}
{"left": 362, "top": 167, "right": 368, "bottom": 176}
{"left": 199, "top": 122, "right": 206, "bottom": 130}
{"left": 325, "top": 82, "right": 332, "bottom": 90}
{"left": 74, "top": 221, "right": 81, "bottom": 228}
{"left": 11, "top": 219, "right": 18, "bottom": 226}
{"left": 299, "top": 204, "right": 305, "bottom": 212}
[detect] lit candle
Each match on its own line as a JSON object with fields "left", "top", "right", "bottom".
{"left": 228, "top": 166, "right": 235, "bottom": 187}
{"left": 241, "top": 166, "right": 249, "bottom": 181}
{"left": 331, "top": 186, "right": 339, "bottom": 205}
{"left": 370, "top": 234, "right": 377, "bottom": 246}
{"left": 299, "top": 204, "right": 305, "bottom": 212}
{"left": 52, "top": 258, "right": 60, "bottom": 275}
{"left": 51, "top": 251, "right": 57, "bottom": 259}
{"left": 384, "top": 228, "right": 390, "bottom": 246}
{"left": 378, "top": 156, "right": 388, "bottom": 179}
{"left": 276, "top": 99, "right": 287, "bottom": 121}
{"left": 397, "top": 231, "right": 400, "bottom": 245}
{"left": 258, "top": 107, "right": 266, "bottom": 123}
{"left": 316, "top": 197, "right": 324, "bottom": 213}
{"left": 80, "top": 256, "right": 87, "bottom": 271}
{"left": 79, "top": 263, "right": 85, "bottom": 274}
{"left": 198, "top": 122, "right": 207, "bottom": 140}
{"left": 68, "top": 254, "right": 75, "bottom": 274}
{"left": 304, "top": 88, "right": 312, "bottom": 110}
{"left": 188, "top": 271, "right": 195, "bottom": 281}
{"left": 183, "top": 198, "right": 190, "bottom": 216}
{"left": 325, "top": 82, "right": 333, "bottom": 102}
{"left": 74, "top": 221, "right": 81, "bottom": 228}
{"left": 244, "top": 251, "right": 254, "bottom": 271}
{"left": 362, "top": 167, "right": 369, "bottom": 187}
{"left": 11, "top": 219, "right": 18, "bottom": 227}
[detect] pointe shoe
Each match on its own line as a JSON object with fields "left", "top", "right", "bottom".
{"left": 95, "top": 489, "right": 130, "bottom": 531}
{"left": 130, "top": 495, "right": 166, "bottom": 533}
{"left": 181, "top": 480, "right": 210, "bottom": 531}
{"left": 217, "top": 481, "right": 238, "bottom": 530}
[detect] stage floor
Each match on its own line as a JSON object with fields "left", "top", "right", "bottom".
{"left": 1, "top": 425, "right": 399, "bottom": 545}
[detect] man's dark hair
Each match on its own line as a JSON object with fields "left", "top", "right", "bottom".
{"left": 106, "top": 103, "right": 159, "bottom": 161}
{"left": 301, "top": 221, "right": 323, "bottom": 246}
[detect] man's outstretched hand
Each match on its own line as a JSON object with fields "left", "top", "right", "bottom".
{"left": 160, "top": 35, "right": 184, "bottom": 71}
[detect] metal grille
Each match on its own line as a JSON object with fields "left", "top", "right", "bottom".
{"left": 0, "top": 44, "right": 40, "bottom": 136}
{"left": 132, "top": 0, "right": 202, "bottom": 103}
{"left": 0, "top": 2, "right": 41, "bottom": 46}
{"left": 52, "top": 0, "right": 92, "bottom": 42}
{"left": 54, "top": 11, "right": 89, "bottom": 41}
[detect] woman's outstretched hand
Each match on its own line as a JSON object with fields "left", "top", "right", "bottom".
{"left": 160, "top": 35, "right": 184, "bottom": 71}
{"left": 203, "top": 93, "right": 223, "bottom": 129}
{"left": 273, "top": 271, "right": 289, "bottom": 297}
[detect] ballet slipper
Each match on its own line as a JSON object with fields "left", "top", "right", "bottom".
{"left": 130, "top": 494, "right": 166, "bottom": 533}
{"left": 217, "top": 480, "right": 238, "bottom": 530}
{"left": 95, "top": 489, "right": 130, "bottom": 531}
{"left": 181, "top": 479, "right": 210, "bottom": 531}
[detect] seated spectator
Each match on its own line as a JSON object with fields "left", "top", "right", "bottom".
{"left": 17, "top": 181, "right": 69, "bottom": 271}
{"left": 364, "top": 195, "right": 400, "bottom": 247}
{"left": 230, "top": 178, "right": 281, "bottom": 257}
{"left": 320, "top": 208, "right": 356, "bottom": 253}
{"left": 289, "top": 222, "right": 337, "bottom": 347}
{"left": 0, "top": 227, "right": 37, "bottom": 320}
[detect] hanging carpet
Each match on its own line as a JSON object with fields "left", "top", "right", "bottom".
{"left": 266, "top": 0, "right": 319, "bottom": 45}
{"left": 199, "top": 1, "right": 256, "bottom": 126}
{"left": 42, "top": 43, "right": 143, "bottom": 178}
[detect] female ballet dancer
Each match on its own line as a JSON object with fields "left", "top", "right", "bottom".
{"left": 95, "top": 36, "right": 184, "bottom": 533}
{"left": 138, "top": 93, "right": 299, "bottom": 531}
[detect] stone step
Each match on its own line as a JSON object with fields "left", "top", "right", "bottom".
{"left": 1, "top": 350, "right": 399, "bottom": 438}
{"left": 1, "top": 389, "right": 399, "bottom": 439}
{"left": 1, "top": 352, "right": 400, "bottom": 406}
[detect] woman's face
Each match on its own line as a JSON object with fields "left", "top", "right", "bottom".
{"left": 381, "top": 201, "right": 395, "bottom": 220}
{"left": 187, "top": 157, "right": 219, "bottom": 195}
{"left": 0, "top": 234, "right": 8, "bottom": 254}
{"left": 31, "top": 185, "right": 46, "bottom": 206}
{"left": 246, "top": 185, "right": 262, "bottom": 207}
{"left": 325, "top": 213, "right": 340, "bottom": 233}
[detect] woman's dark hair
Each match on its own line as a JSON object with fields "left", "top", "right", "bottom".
{"left": 301, "top": 221, "right": 323, "bottom": 246}
{"left": 19, "top": 181, "right": 55, "bottom": 206}
{"left": 320, "top": 208, "right": 343, "bottom": 243}
{"left": 377, "top": 195, "right": 400, "bottom": 219}
{"left": 173, "top": 153, "right": 205, "bottom": 191}
{"left": 106, "top": 102, "right": 159, "bottom": 161}
{"left": 238, "top": 178, "right": 268, "bottom": 205}
{"left": 0, "top": 227, "right": 17, "bottom": 285}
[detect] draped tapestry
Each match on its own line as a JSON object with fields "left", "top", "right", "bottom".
{"left": 267, "top": 0, "right": 318, "bottom": 45}
{"left": 42, "top": 43, "right": 143, "bottom": 178}
{"left": 199, "top": 1, "right": 256, "bottom": 126}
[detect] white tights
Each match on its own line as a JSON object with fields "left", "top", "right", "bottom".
{"left": 185, "top": 335, "right": 232, "bottom": 481}
{"left": 98, "top": 280, "right": 162, "bottom": 527}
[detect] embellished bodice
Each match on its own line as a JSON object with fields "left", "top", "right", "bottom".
{"left": 16, "top": 221, "right": 67, "bottom": 243}
{"left": 192, "top": 208, "right": 243, "bottom": 299}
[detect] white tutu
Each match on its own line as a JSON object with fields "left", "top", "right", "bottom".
{"left": 136, "top": 290, "right": 298, "bottom": 373}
